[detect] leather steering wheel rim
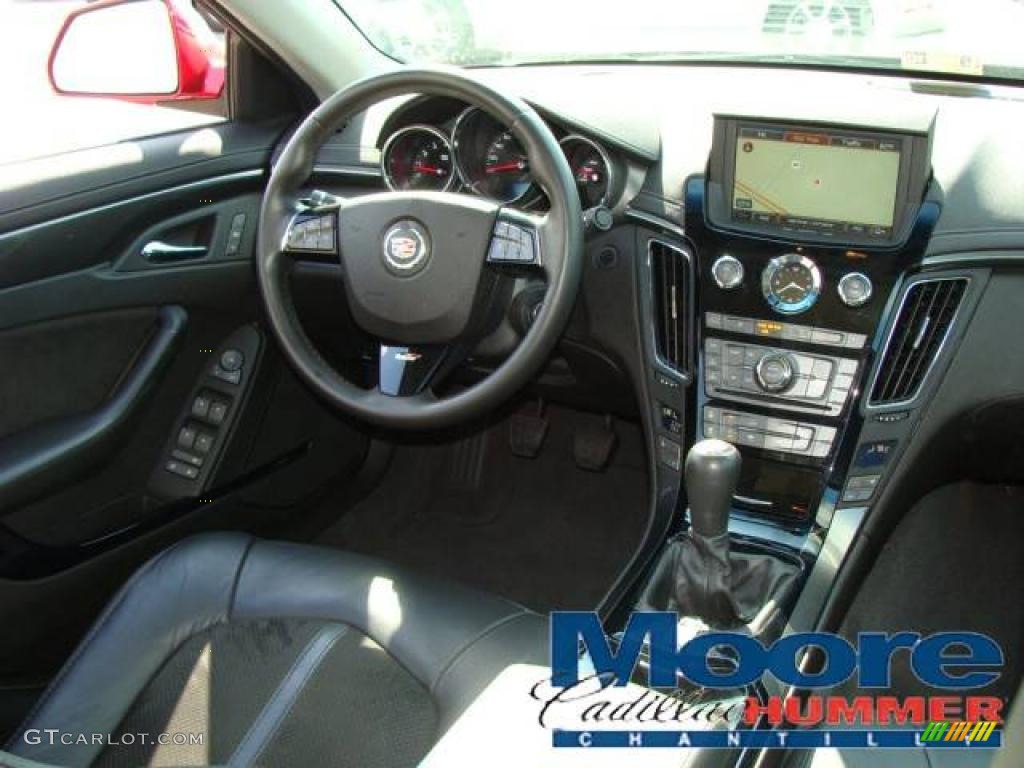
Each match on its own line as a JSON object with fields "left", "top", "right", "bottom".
{"left": 257, "top": 68, "right": 583, "bottom": 430}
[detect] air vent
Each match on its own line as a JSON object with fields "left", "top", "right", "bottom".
{"left": 870, "top": 278, "right": 968, "bottom": 405}
{"left": 649, "top": 239, "right": 690, "bottom": 373}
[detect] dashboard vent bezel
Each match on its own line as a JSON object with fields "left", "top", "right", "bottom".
{"left": 648, "top": 238, "right": 693, "bottom": 379}
{"left": 868, "top": 276, "right": 969, "bottom": 408}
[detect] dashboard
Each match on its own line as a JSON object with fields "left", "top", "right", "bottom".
{"left": 376, "top": 101, "right": 624, "bottom": 211}
{"left": 308, "top": 64, "right": 1024, "bottom": 536}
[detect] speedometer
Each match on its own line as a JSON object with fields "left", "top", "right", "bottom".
{"left": 381, "top": 126, "right": 455, "bottom": 192}
{"left": 559, "top": 135, "right": 613, "bottom": 209}
{"left": 453, "top": 107, "right": 534, "bottom": 204}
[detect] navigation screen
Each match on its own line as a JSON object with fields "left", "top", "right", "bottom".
{"left": 732, "top": 124, "right": 902, "bottom": 239}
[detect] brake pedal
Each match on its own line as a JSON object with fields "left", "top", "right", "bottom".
{"left": 509, "top": 400, "right": 549, "bottom": 459}
{"left": 574, "top": 414, "right": 618, "bottom": 472}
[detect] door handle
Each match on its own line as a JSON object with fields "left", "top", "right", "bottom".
{"left": 141, "top": 240, "right": 208, "bottom": 262}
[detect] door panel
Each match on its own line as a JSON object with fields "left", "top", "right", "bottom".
{"left": 0, "top": 121, "right": 286, "bottom": 289}
{"left": 0, "top": 124, "right": 370, "bottom": 706}
{"left": 0, "top": 308, "right": 159, "bottom": 439}
{"left": 0, "top": 306, "right": 186, "bottom": 513}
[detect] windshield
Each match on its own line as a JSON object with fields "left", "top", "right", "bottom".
{"left": 336, "top": 0, "right": 1024, "bottom": 81}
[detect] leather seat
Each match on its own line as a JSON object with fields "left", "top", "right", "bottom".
{"left": 6, "top": 534, "right": 548, "bottom": 767}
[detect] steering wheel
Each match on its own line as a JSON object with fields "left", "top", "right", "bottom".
{"left": 257, "top": 69, "right": 583, "bottom": 430}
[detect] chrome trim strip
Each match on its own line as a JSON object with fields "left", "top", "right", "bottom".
{"left": 865, "top": 275, "right": 971, "bottom": 410}
{"left": 0, "top": 169, "right": 264, "bottom": 240}
{"left": 625, "top": 207, "right": 686, "bottom": 240}
{"left": 785, "top": 505, "right": 867, "bottom": 635}
{"left": 733, "top": 494, "right": 773, "bottom": 508}
{"left": 312, "top": 164, "right": 382, "bottom": 178}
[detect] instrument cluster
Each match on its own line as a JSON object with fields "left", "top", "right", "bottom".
{"left": 380, "top": 107, "right": 616, "bottom": 209}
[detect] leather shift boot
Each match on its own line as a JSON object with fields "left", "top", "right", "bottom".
{"left": 638, "top": 533, "right": 801, "bottom": 629}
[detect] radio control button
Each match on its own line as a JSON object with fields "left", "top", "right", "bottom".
{"left": 755, "top": 353, "right": 796, "bottom": 393}
{"left": 811, "top": 328, "right": 845, "bottom": 346}
{"left": 726, "top": 345, "right": 745, "bottom": 365}
{"left": 812, "top": 359, "right": 834, "bottom": 379}
{"left": 806, "top": 379, "right": 829, "bottom": 399}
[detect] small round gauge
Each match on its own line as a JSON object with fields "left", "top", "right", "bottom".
{"left": 762, "top": 254, "right": 822, "bottom": 315}
{"left": 559, "top": 135, "right": 613, "bottom": 209}
{"left": 838, "top": 272, "right": 873, "bottom": 308}
{"left": 381, "top": 125, "right": 456, "bottom": 192}
{"left": 453, "top": 108, "right": 534, "bottom": 204}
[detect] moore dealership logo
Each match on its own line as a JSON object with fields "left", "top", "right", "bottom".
{"left": 538, "top": 612, "right": 1006, "bottom": 750}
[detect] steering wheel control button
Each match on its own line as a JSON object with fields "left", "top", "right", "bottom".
{"left": 382, "top": 219, "right": 431, "bottom": 275}
{"left": 755, "top": 353, "right": 796, "bottom": 393}
{"left": 284, "top": 214, "right": 337, "bottom": 254}
{"left": 838, "top": 272, "right": 874, "bottom": 307}
{"left": 487, "top": 219, "right": 539, "bottom": 265}
{"left": 711, "top": 254, "right": 745, "bottom": 290}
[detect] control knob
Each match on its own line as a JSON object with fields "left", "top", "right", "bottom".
{"left": 838, "top": 272, "right": 873, "bottom": 308}
{"left": 711, "top": 254, "right": 745, "bottom": 290}
{"left": 755, "top": 352, "right": 796, "bottom": 393}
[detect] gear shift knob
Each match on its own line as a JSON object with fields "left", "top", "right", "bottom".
{"left": 685, "top": 439, "right": 741, "bottom": 539}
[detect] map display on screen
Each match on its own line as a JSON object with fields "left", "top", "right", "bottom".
{"left": 732, "top": 125, "right": 902, "bottom": 239}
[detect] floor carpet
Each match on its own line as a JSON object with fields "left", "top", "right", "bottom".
{"left": 314, "top": 406, "right": 649, "bottom": 612}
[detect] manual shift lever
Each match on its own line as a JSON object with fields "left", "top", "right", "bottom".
{"left": 638, "top": 439, "right": 800, "bottom": 632}
{"left": 685, "top": 439, "right": 741, "bottom": 539}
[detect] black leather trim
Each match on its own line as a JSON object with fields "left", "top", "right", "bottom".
{"left": 0, "top": 306, "right": 188, "bottom": 514}
{"left": 8, "top": 533, "right": 251, "bottom": 767}
{"left": 226, "top": 623, "right": 349, "bottom": 766}
{"left": 8, "top": 534, "right": 548, "bottom": 767}
{"left": 230, "top": 538, "right": 531, "bottom": 692}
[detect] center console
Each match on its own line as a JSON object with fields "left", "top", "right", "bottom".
{"left": 684, "top": 112, "right": 937, "bottom": 522}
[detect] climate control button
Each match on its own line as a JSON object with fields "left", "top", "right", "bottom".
{"left": 755, "top": 352, "right": 796, "bottom": 393}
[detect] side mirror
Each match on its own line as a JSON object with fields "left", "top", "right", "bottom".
{"left": 48, "top": 0, "right": 225, "bottom": 104}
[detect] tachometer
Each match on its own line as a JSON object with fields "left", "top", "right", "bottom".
{"left": 453, "top": 108, "right": 534, "bottom": 204}
{"left": 559, "top": 135, "right": 613, "bottom": 209}
{"left": 381, "top": 125, "right": 455, "bottom": 192}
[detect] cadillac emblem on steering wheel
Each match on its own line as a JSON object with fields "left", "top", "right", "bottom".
{"left": 382, "top": 219, "right": 431, "bottom": 275}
